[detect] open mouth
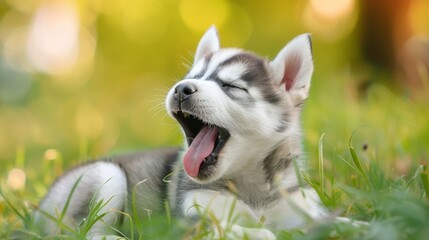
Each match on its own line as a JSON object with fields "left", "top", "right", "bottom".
{"left": 173, "top": 111, "right": 230, "bottom": 178}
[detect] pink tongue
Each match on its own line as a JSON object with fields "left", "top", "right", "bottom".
{"left": 183, "top": 126, "right": 219, "bottom": 177}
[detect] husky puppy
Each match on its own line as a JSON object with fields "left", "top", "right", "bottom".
{"left": 35, "top": 26, "right": 326, "bottom": 239}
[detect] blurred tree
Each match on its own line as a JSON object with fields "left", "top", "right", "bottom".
{"left": 359, "top": 0, "right": 412, "bottom": 70}
{"left": 358, "top": 0, "right": 429, "bottom": 95}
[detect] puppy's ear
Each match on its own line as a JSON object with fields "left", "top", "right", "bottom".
{"left": 194, "top": 26, "right": 220, "bottom": 65}
{"left": 270, "top": 34, "right": 313, "bottom": 103}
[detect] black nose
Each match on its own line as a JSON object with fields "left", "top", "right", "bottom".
{"left": 174, "top": 83, "right": 197, "bottom": 101}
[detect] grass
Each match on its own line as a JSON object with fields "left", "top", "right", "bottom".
{"left": 1, "top": 76, "right": 429, "bottom": 239}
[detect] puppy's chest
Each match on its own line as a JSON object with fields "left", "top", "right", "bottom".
{"left": 230, "top": 179, "right": 281, "bottom": 210}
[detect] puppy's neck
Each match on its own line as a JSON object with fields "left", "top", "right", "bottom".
{"left": 220, "top": 141, "right": 302, "bottom": 208}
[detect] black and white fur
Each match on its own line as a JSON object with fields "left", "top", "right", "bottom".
{"left": 35, "top": 26, "right": 326, "bottom": 239}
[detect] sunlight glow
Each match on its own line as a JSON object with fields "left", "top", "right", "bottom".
{"left": 408, "top": 0, "right": 429, "bottom": 35}
{"left": 310, "top": 0, "right": 354, "bottom": 20}
{"left": 26, "top": 0, "right": 79, "bottom": 75}
{"left": 44, "top": 149, "right": 59, "bottom": 161}
{"left": 1, "top": 10, "right": 32, "bottom": 72}
{"left": 122, "top": 0, "right": 169, "bottom": 45}
{"left": 218, "top": 3, "right": 252, "bottom": 47}
{"left": 75, "top": 103, "right": 105, "bottom": 139}
{"left": 303, "top": 0, "right": 357, "bottom": 41}
{"left": 7, "top": 168, "right": 26, "bottom": 190}
{"left": 180, "top": 0, "right": 230, "bottom": 32}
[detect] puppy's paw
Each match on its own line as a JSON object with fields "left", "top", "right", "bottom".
{"left": 88, "top": 234, "right": 126, "bottom": 240}
{"left": 335, "top": 217, "right": 369, "bottom": 227}
{"left": 214, "top": 221, "right": 276, "bottom": 240}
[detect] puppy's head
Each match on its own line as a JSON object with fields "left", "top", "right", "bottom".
{"left": 166, "top": 26, "right": 313, "bottom": 183}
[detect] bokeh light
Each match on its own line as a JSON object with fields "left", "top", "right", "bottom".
{"left": 216, "top": 3, "right": 252, "bottom": 47}
{"left": 1, "top": 9, "right": 31, "bottom": 72}
{"left": 5, "top": 0, "right": 39, "bottom": 13}
{"left": 122, "top": 0, "right": 169, "bottom": 45}
{"left": 27, "top": 0, "right": 80, "bottom": 75}
{"left": 310, "top": 0, "right": 355, "bottom": 20}
{"left": 303, "top": 0, "right": 357, "bottom": 41}
{"left": 0, "top": 58, "right": 32, "bottom": 103}
{"left": 44, "top": 149, "right": 59, "bottom": 161}
{"left": 74, "top": 102, "right": 105, "bottom": 140}
{"left": 180, "top": 0, "right": 230, "bottom": 32}
{"left": 408, "top": 0, "right": 429, "bottom": 35}
{"left": 7, "top": 168, "right": 26, "bottom": 190}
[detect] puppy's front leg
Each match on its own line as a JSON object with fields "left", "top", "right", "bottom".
{"left": 182, "top": 189, "right": 276, "bottom": 240}
{"left": 264, "top": 188, "right": 327, "bottom": 230}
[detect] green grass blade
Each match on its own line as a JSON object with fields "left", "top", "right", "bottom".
{"left": 117, "top": 210, "right": 134, "bottom": 240}
{"left": 81, "top": 194, "right": 116, "bottom": 235}
{"left": 107, "top": 223, "right": 128, "bottom": 240}
{"left": 84, "top": 212, "right": 109, "bottom": 231}
{"left": 348, "top": 133, "right": 370, "bottom": 187}
{"left": 226, "top": 196, "right": 237, "bottom": 229}
{"left": 59, "top": 175, "right": 84, "bottom": 224}
{"left": 319, "top": 133, "right": 325, "bottom": 199}
{"left": 15, "top": 144, "right": 26, "bottom": 168}
{"left": 132, "top": 179, "right": 148, "bottom": 239}
{"left": 164, "top": 200, "right": 171, "bottom": 226}
{"left": 301, "top": 170, "right": 319, "bottom": 199}
{"left": 330, "top": 164, "right": 336, "bottom": 206}
{"left": 0, "top": 188, "right": 26, "bottom": 223}
{"left": 162, "top": 170, "right": 175, "bottom": 183}
{"left": 292, "top": 160, "right": 305, "bottom": 189}
{"left": 35, "top": 208, "right": 78, "bottom": 235}
{"left": 293, "top": 158, "right": 314, "bottom": 200}
{"left": 11, "top": 229, "right": 43, "bottom": 240}
{"left": 338, "top": 156, "right": 362, "bottom": 175}
{"left": 419, "top": 165, "right": 429, "bottom": 199}
{"left": 0, "top": 189, "right": 36, "bottom": 230}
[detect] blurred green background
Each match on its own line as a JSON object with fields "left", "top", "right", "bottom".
{"left": 0, "top": 0, "right": 429, "bottom": 213}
